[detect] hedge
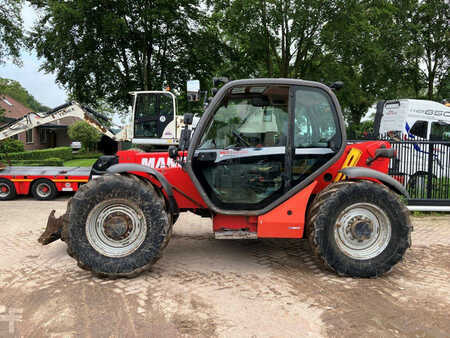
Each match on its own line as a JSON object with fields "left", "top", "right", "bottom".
{"left": 0, "top": 147, "right": 73, "bottom": 161}
{"left": 8, "top": 157, "right": 64, "bottom": 166}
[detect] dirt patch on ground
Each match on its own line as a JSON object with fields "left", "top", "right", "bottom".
{"left": 0, "top": 198, "right": 449, "bottom": 337}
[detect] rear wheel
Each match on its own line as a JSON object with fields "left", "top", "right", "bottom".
{"left": 308, "top": 181, "right": 412, "bottom": 277}
{"left": 65, "top": 174, "right": 172, "bottom": 278}
{"left": 0, "top": 179, "right": 16, "bottom": 201}
{"left": 31, "top": 179, "right": 57, "bottom": 200}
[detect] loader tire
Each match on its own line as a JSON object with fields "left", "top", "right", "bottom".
{"left": 65, "top": 174, "right": 172, "bottom": 278}
{"left": 307, "top": 181, "right": 412, "bottom": 277}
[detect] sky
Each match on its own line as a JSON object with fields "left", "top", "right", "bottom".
{"left": 0, "top": 4, "right": 67, "bottom": 108}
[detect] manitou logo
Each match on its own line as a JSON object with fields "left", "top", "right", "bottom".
{"left": 141, "top": 157, "right": 180, "bottom": 168}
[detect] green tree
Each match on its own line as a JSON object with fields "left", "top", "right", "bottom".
{"left": 28, "top": 0, "right": 224, "bottom": 109}
{"left": 0, "top": 138, "right": 24, "bottom": 153}
{"left": 211, "top": 0, "right": 336, "bottom": 79}
{"left": 319, "top": 0, "right": 416, "bottom": 125}
{"left": 409, "top": 0, "right": 449, "bottom": 99}
{"left": 68, "top": 121, "right": 102, "bottom": 152}
{"left": 0, "top": 78, "right": 51, "bottom": 112}
{"left": 0, "top": 0, "right": 24, "bottom": 65}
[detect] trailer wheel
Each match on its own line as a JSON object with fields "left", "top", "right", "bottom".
{"left": 308, "top": 181, "right": 412, "bottom": 277}
{"left": 31, "top": 179, "right": 57, "bottom": 200}
{"left": 0, "top": 179, "right": 16, "bottom": 201}
{"left": 65, "top": 174, "right": 172, "bottom": 278}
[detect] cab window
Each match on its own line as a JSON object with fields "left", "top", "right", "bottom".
{"left": 294, "top": 88, "right": 337, "bottom": 148}
{"left": 199, "top": 86, "right": 289, "bottom": 149}
{"left": 134, "top": 93, "right": 158, "bottom": 138}
{"left": 431, "top": 122, "right": 450, "bottom": 141}
{"left": 409, "top": 120, "right": 428, "bottom": 139}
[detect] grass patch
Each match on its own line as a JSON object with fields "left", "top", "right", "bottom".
{"left": 64, "top": 158, "right": 98, "bottom": 167}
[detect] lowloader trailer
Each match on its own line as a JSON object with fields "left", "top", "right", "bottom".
{"left": 0, "top": 166, "right": 91, "bottom": 201}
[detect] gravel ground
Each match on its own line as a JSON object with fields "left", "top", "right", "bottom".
{"left": 0, "top": 197, "right": 449, "bottom": 337}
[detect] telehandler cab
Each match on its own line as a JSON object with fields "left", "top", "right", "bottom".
{"left": 39, "top": 78, "right": 412, "bottom": 278}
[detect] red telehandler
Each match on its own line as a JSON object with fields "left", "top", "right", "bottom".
{"left": 39, "top": 78, "right": 412, "bottom": 278}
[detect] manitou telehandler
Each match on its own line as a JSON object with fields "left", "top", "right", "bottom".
{"left": 39, "top": 78, "right": 412, "bottom": 278}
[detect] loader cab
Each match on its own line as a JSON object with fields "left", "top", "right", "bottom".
{"left": 131, "top": 91, "right": 178, "bottom": 145}
{"left": 187, "top": 79, "right": 346, "bottom": 214}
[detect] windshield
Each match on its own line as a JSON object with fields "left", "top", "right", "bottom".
{"left": 199, "top": 87, "right": 289, "bottom": 149}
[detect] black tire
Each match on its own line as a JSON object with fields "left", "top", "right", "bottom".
{"left": 307, "top": 181, "right": 412, "bottom": 277}
{"left": 31, "top": 179, "right": 57, "bottom": 200}
{"left": 0, "top": 179, "right": 16, "bottom": 201}
{"left": 65, "top": 174, "right": 172, "bottom": 278}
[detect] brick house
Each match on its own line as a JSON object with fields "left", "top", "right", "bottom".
{"left": 0, "top": 95, "right": 81, "bottom": 151}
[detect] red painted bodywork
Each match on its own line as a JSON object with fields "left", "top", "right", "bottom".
{"left": 115, "top": 140, "right": 392, "bottom": 239}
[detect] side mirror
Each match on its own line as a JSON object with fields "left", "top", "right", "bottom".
{"left": 213, "top": 77, "right": 229, "bottom": 87}
{"left": 330, "top": 81, "right": 344, "bottom": 91}
{"left": 184, "top": 113, "right": 194, "bottom": 125}
{"left": 187, "top": 80, "right": 200, "bottom": 102}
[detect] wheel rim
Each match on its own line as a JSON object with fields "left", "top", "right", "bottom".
{"left": 334, "top": 202, "right": 391, "bottom": 260}
{"left": 86, "top": 199, "right": 147, "bottom": 258}
{"left": 0, "top": 183, "right": 10, "bottom": 198}
{"left": 36, "top": 182, "right": 52, "bottom": 198}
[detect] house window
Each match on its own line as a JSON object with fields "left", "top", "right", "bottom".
{"left": 39, "top": 128, "right": 48, "bottom": 144}
{"left": 11, "top": 134, "right": 19, "bottom": 140}
{"left": 26, "top": 129, "right": 33, "bottom": 143}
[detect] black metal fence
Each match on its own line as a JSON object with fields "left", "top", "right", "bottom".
{"left": 349, "top": 138, "right": 450, "bottom": 207}
{"left": 387, "top": 140, "right": 450, "bottom": 207}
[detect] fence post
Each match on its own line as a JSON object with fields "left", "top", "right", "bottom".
{"left": 427, "top": 142, "right": 434, "bottom": 199}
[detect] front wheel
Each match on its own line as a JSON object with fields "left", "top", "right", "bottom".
{"left": 65, "top": 174, "right": 172, "bottom": 278}
{"left": 308, "top": 181, "right": 412, "bottom": 277}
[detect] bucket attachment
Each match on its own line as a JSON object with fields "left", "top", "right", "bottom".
{"left": 38, "top": 210, "right": 64, "bottom": 245}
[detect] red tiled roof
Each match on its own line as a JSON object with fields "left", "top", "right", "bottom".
{"left": 0, "top": 95, "right": 32, "bottom": 120}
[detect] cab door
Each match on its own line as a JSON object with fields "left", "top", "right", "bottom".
{"left": 132, "top": 91, "right": 177, "bottom": 144}
{"left": 188, "top": 81, "right": 343, "bottom": 214}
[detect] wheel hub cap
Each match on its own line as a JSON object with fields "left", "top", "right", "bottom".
{"left": 349, "top": 217, "right": 374, "bottom": 242}
{"left": 335, "top": 203, "right": 392, "bottom": 260}
{"left": 103, "top": 214, "right": 132, "bottom": 240}
{"left": 86, "top": 200, "right": 148, "bottom": 258}
{"left": 0, "top": 184, "right": 9, "bottom": 197}
{"left": 36, "top": 183, "right": 51, "bottom": 198}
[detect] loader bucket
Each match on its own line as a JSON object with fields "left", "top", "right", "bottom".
{"left": 38, "top": 210, "right": 63, "bottom": 245}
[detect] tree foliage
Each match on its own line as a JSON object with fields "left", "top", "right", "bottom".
{"left": 0, "top": 0, "right": 24, "bottom": 65}
{"left": 29, "top": 0, "right": 224, "bottom": 109}
{"left": 409, "top": 0, "right": 449, "bottom": 99}
{"left": 27, "top": 0, "right": 449, "bottom": 129}
{"left": 0, "top": 138, "right": 24, "bottom": 153}
{"left": 0, "top": 78, "right": 51, "bottom": 112}
{"left": 210, "top": 0, "right": 336, "bottom": 79}
{"left": 67, "top": 121, "right": 102, "bottom": 152}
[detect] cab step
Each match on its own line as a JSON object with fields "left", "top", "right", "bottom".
{"left": 214, "top": 230, "right": 258, "bottom": 240}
